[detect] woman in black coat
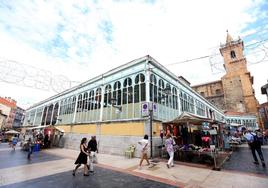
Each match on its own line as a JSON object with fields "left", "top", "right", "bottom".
{"left": 73, "top": 138, "right": 89, "bottom": 176}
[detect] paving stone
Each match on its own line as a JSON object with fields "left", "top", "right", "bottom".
{"left": 222, "top": 146, "right": 268, "bottom": 176}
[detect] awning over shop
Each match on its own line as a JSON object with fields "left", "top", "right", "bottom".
{"left": 229, "top": 123, "right": 241, "bottom": 127}
{"left": 24, "top": 125, "right": 49, "bottom": 130}
{"left": 5, "top": 130, "right": 20, "bottom": 134}
{"left": 164, "top": 112, "right": 214, "bottom": 125}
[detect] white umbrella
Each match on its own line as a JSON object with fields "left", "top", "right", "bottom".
{"left": 5, "top": 130, "right": 20, "bottom": 134}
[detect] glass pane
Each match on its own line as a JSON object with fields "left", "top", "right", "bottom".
{"left": 134, "top": 85, "right": 139, "bottom": 103}
{"left": 141, "top": 83, "right": 146, "bottom": 101}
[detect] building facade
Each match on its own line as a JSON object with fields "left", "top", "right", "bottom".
{"left": 12, "top": 106, "right": 25, "bottom": 128}
{"left": 0, "top": 97, "right": 17, "bottom": 130}
{"left": 24, "top": 56, "right": 224, "bottom": 156}
{"left": 192, "top": 33, "right": 259, "bottom": 128}
{"left": 0, "top": 110, "right": 7, "bottom": 130}
{"left": 261, "top": 82, "right": 268, "bottom": 101}
{"left": 259, "top": 102, "right": 268, "bottom": 130}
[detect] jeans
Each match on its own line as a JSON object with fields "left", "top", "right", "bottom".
{"left": 28, "top": 146, "right": 33, "bottom": 159}
{"left": 251, "top": 146, "right": 264, "bottom": 162}
{"left": 167, "top": 151, "right": 174, "bottom": 166}
{"left": 88, "top": 152, "right": 97, "bottom": 171}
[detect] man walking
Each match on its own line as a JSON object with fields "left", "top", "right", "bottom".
{"left": 244, "top": 129, "right": 266, "bottom": 167}
{"left": 87, "top": 136, "right": 98, "bottom": 173}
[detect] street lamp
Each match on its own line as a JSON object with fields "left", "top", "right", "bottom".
{"left": 149, "top": 85, "right": 171, "bottom": 158}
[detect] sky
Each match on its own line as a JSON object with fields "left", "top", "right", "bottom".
{"left": 0, "top": 0, "right": 268, "bottom": 109}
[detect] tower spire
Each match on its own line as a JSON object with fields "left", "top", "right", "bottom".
{"left": 226, "top": 30, "right": 233, "bottom": 43}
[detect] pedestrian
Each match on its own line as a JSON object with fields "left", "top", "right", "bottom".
{"left": 12, "top": 135, "right": 18, "bottom": 150}
{"left": 138, "top": 134, "right": 150, "bottom": 170}
{"left": 165, "top": 134, "right": 175, "bottom": 168}
{"left": 87, "top": 136, "right": 98, "bottom": 173}
{"left": 73, "top": 138, "right": 90, "bottom": 176}
{"left": 27, "top": 138, "right": 34, "bottom": 160}
{"left": 244, "top": 129, "right": 266, "bottom": 167}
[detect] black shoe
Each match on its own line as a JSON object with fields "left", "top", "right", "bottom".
{"left": 89, "top": 171, "right": 94, "bottom": 174}
{"left": 262, "top": 162, "right": 266, "bottom": 167}
{"left": 72, "top": 170, "right": 75, "bottom": 176}
{"left": 253, "top": 161, "right": 259, "bottom": 165}
{"left": 83, "top": 174, "right": 89, "bottom": 176}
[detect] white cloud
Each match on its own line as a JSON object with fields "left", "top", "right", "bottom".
{"left": 0, "top": 0, "right": 267, "bottom": 109}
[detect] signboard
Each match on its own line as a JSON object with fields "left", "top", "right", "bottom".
{"left": 141, "top": 102, "right": 149, "bottom": 117}
{"left": 141, "top": 102, "right": 157, "bottom": 117}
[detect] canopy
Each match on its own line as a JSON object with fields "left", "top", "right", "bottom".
{"left": 24, "top": 125, "right": 49, "bottom": 130}
{"left": 5, "top": 130, "right": 20, "bottom": 134}
{"left": 229, "top": 123, "right": 241, "bottom": 127}
{"left": 164, "top": 112, "right": 213, "bottom": 125}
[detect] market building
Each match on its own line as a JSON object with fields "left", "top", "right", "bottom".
{"left": 192, "top": 32, "right": 259, "bottom": 129}
{"left": 24, "top": 55, "right": 225, "bottom": 156}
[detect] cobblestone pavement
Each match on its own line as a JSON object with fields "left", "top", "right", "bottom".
{"left": 0, "top": 144, "right": 63, "bottom": 169}
{"left": 0, "top": 143, "right": 177, "bottom": 188}
{"left": 222, "top": 145, "right": 268, "bottom": 176}
{"left": 0, "top": 168, "right": 176, "bottom": 188}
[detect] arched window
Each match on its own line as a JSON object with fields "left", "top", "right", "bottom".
{"left": 52, "top": 103, "right": 59, "bottom": 125}
{"left": 83, "top": 92, "right": 88, "bottom": 111}
{"left": 230, "top": 50, "right": 236, "bottom": 59}
{"left": 95, "top": 88, "right": 102, "bottom": 109}
{"left": 158, "top": 79, "right": 165, "bottom": 105}
{"left": 183, "top": 93, "right": 188, "bottom": 112}
{"left": 189, "top": 96, "right": 194, "bottom": 113}
{"left": 113, "top": 81, "right": 122, "bottom": 105}
{"left": 123, "top": 77, "right": 133, "bottom": 104}
{"left": 134, "top": 73, "right": 146, "bottom": 103}
{"left": 46, "top": 104, "right": 53, "bottom": 125}
{"left": 179, "top": 91, "right": 183, "bottom": 111}
{"left": 71, "top": 96, "right": 76, "bottom": 113}
{"left": 63, "top": 99, "right": 67, "bottom": 114}
{"left": 77, "top": 94, "right": 83, "bottom": 112}
{"left": 166, "top": 83, "right": 171, "bottom": 107}
{"left": 150, "top": 74, "right": 157, "bottom": 102}
{"left": 41, "top": 106, "right": 47, "bottom": 125}
{"left": 215, "top": 89, "right": 221, "bottom": 95}
{"left": 89, "top": 90, "right": 94, "bottom": 110}
{"left": 67, "top": 98, "right": 72, "bottom": 114}
{"left": 172, "top": 87, "right": 178, "bottom": 109}
{"left": 104, "top": 85, "right": 112, "bottom": 107}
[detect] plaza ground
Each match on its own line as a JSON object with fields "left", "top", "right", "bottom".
{"left": 0, "top": 143, "right": 268, "bottom": 188}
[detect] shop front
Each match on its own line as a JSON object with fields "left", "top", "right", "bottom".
{"left": 162, "top": 112, "right": 229, "bottom": 169}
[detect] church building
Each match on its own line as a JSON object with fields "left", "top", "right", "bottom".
{"left": 192, "top": 32, "right": 259, "bottom": 128}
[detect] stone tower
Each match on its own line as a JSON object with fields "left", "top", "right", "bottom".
{"left": 220, "top": 32, "right": 258, "bottom": 113}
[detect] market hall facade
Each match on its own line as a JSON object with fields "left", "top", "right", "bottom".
{"left": 24, "top": 55, "right": 226, "bottom": 156}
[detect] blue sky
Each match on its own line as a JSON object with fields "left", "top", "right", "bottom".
{"left": 0, "top": 0, "right": 267, "bottom": 108}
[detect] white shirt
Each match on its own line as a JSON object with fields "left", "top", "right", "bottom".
{"left": 244, "top": 132, "right": 255, "bottom": 142}
{"left": 138, "top": 139, "right": 149, "bottom": 152}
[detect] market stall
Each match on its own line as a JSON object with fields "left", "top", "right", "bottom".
{"left": 163, "top": 112, "right": 229, "bottom": 169}
{"left": 4, "top": 130, "right": 20, "bottom": 142}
